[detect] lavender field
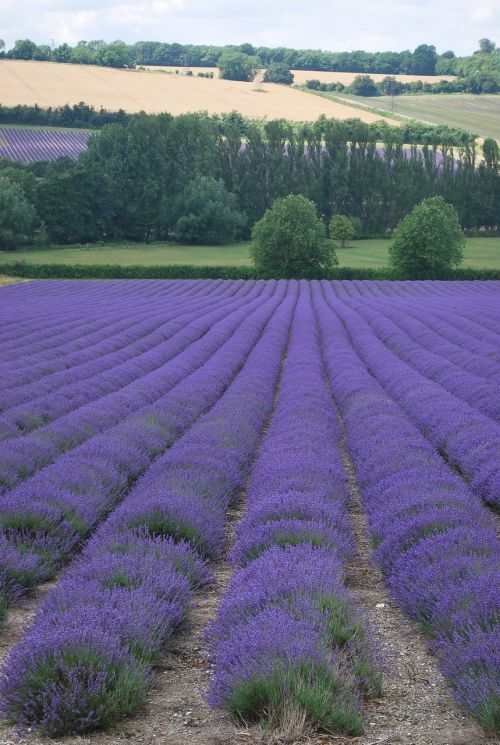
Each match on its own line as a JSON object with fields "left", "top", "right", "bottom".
{"left": 0, "top": 279, "right": 498, "bottom": 742}
{"left": 0, "top": 128, "right": 90, "bottom": 163}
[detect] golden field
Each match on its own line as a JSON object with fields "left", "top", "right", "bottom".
{"left": 293, "top": 70, "right": 456, "bottom": 85}
{"left": 0, "top": 60, "right": 398, "bottom": 123}
{"left": 142, "top": 65, "right": 456, "bottom": 85}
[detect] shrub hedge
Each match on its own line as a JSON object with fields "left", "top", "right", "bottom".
{"left": 1, "top": 262, "right": 500, "bottom": 281}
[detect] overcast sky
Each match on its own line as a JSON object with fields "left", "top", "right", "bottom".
{"left": 2, "top": 0, "right": 499, "bottom": 56}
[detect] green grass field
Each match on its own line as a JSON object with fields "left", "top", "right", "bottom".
{"left": 370, "top": 94, "right": 500, "bottom": 141}
{"left": 2, "top": 237, "right": 499, "bottom": 269}
{"left": 335, "top": 237, "right": 500, "bottom": 268}
{"left": 0, "top": 243, "right": 251, "bottom": 267}
{"left": 301, "top": 89, "right": 500, "bottom": 141}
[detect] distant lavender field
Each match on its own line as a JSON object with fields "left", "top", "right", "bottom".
{"left": 0, "top": 127, "right": 91, "bottom": 163}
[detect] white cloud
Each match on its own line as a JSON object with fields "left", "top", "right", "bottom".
{"left": 473, "top": 2, "right": 493, "bottom": 23}
{"left": 2, "top": 0, "right": 499, "bottom": 54}
{"left": 46, "top": 11, "right": 99, "bottom": 46}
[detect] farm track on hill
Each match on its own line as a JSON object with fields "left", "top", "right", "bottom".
{"left": 0, "top": 279, "right": 498, "bottom": 742}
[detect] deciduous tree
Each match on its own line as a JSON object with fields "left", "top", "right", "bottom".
{"left": 330, "top": 214, "right": 356, "bottom": 246}
{"left": 263, "top": 63, "right": 294, "bottom": 85}
{"left": 172, "top": 176, "right": 245, "bottom": 244}
{"left": 217, "top": 52, "right": 260, "bottom": 82}
{"left": 251, "top": 195, "right": 337, "bottom": 276}
{"left": 0, "top": 178, "right": 36, "bottom": 249}
{"left": 389, "top": 196, "right": 464, "bottom": 277}
{"left": 349, "top": 75, "right": 379, "bottom": 96}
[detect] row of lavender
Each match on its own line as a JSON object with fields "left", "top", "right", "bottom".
{"left": 208, "top": 282, "right": 381, "bottom": 734}
{"left": 0, "top": 281, "right": 243, "bottom": 415}
{"left": 0, "top": 282, "right": 263, "bottom": 486}
{"left": 0, "top": 282, "right": 296, "bottom": 735}
{"left": 3, "top": 276, "right": 498, "bottom": 511}
{"left": 207, "top": 280, "right": 499, "bottom": 732}
{"left": 0, "top": 128, "right": 90, "bottom": 164}
{"left": 0, "top": 280, "right": 281, "bottom": 618}
{"left": 0, "top": 280, "right": 212, "bottom": 369}
{"left": 330, "top": 290, "right": 500, "bottom": 508}
{"left": 0, "top": 279, "right": 498, "bottom": 736}
{"left": 0, "top": 132, "right": 461, "bottom": 166}
{"left": 316, "top": 283, "right": 499, "bottom": 730}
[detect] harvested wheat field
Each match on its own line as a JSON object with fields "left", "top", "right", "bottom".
{"left": 0, "top": 60, "right": 398, "bottom": 123}
{"left": 145, "top": 65, "right": 457, "bottom": 86}
{"left": 291, "top": 69, "right": 457, "bottom": 85}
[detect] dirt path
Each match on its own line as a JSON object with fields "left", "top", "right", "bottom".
{"left": 2, "top": 496, "right": 489, "bottom": 745}
{"left": 0, "top": 579, "right": 58, "bottom": 667}
{"left": 2, "top": 448, "right": 489, "bottom": 745}
{"left": 96, "top": 498, "right": 258, "bottom": 745}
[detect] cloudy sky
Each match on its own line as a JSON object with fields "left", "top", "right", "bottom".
{"left": 2, "top": 0, "right": 499, "bottom": 56}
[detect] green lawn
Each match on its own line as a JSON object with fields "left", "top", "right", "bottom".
{"left": 335, "top": 237, "right": 500, "bottom": 268}
{"left": 0, "top": 243, "right": 253, "bottom": 267}
{"left": 2, "top": 238, "right": 499, "bottom": 270}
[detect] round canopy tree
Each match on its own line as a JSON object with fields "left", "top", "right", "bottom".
{"left": 217, "top": 52, "right": 260, "bottom": 82}
{"left": 263, "top": 63, "right": 294, "bottom": 85}
{"left": 389, "top": 196, "right": 464, "bottom": 277}
{"left": 173, "top": 176, "right": 245, "bottom": 245}
{"left": 251, "top": 195, "right": 337, "bottom": 277}
{"left": 329, "top": 214, "right": 356, "bottom": 247}
{"left": 349, "top": 75, "right": 379, "bottom": 96}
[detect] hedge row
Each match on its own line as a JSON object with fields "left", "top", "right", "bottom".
{"left": 1, "top": 262, "right": 500, "bottom": 281}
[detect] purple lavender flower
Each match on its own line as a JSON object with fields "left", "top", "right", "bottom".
{"left": 315, "top": 279, "right": 500, "bottom": 729}
{"left": 0, "top": 279, "right": 297, "bottom": 735}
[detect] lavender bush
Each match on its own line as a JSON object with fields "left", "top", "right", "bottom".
{"left": 325, "top": 289, "right": 500, "bottom": 508}
{"left": 0, "top": 281, "right": 284, "bottom": 617}
{"left": 0, "top": 281, "right": 265, "bottom": 484}
{"left": 0, "top": 278, "right": 498, "bottom": 736}
{"left": 315, "top": 281, "right": 499, "bottom": 730}
{"left": 0, "top": 281, "right": 297, "bottom": 735}
{"left": 209, "top": 282, "right": 381, "bottom": 735}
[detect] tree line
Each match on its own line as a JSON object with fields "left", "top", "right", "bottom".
{"left": 1, "top": 37, "right": 498, "bottom": 79}
{"left": 307, "top": 67, "right": 499, "bottom": 96}
{"left": 0, "top": 103, "right": 477, "bottom": 145}
{"left": 0, "top": 113, "right": 498, "bottom": 249}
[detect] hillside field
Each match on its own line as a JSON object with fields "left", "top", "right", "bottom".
{"left": 143, "top": 65, "right": 456, "bottom": 86}
{"left": 0, "top": 60, "right": 398, "bottom": 124}
{"left": 3, "top": 237, "right": 499, "bottom": 269}
{"left": 303, "top": 88, "right": 500, "bottom": 140}
{"left": 373, "top": 93, "right": 500, "bottom": 141}
{"left": 0, "top": 48, "right": 499, "bottom": 745}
